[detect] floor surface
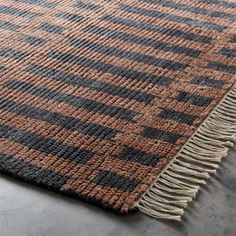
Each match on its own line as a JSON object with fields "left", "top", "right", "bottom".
{"left": 0, "top": 147, "right": 236, "bottom": 236}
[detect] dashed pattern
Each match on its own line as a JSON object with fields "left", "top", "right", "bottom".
{"left": 0, "top": 0, "right": 236, "bottom": 214}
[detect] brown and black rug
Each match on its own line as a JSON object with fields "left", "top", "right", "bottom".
{"left": 0, "top": 0, "right": 236, "bottom": 221}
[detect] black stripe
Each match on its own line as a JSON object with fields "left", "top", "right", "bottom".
{"left": 199, "top": 0, "right": 236, "bottom": 9}
{"left": 119, "top": 147, "right": 160, "bottom": 166}
{"left": 0, "top": 65, "right": 5, "bottom": 73}
{"left": 176, "top": 91, "right": 213, "bottom": 106}
{"left": 16, "top": 0, "right": 57, "bottom": 8}
{"left": 0, "top": 20, "right": 20, "bottom": 31}
{"left": 86, "top": 25, "right": 201, "bottom": 58}
{"left": 67, "top": 37, "right": 188, "bottom": 71}
{"left": 19, "top": 34, "right": 48, "bottom": 46}
{"left": 75, "top": 0, "right": 99, "bottom": 11}
{"left": 4, "top": 79, "right": 138, "bottom": 121}
{"left": 0, "top": 124, "right": 94, "bottom": 164}
{"left": 0, "top": 47, "right": 29, "bottom": 60}
{"left": 56, "top": 12, "right": 83, "bottom": 23}
{"left": 219, "top": 48, "right": 236, "bottom": 58}
{"left": 0, "top": 97, "right": 117, "bottom": 140}
{"left": 207, "top": 62, "right": 236, "bottom": 74}
{"left": 143, "top": 0, "right": 236, "bottom": 20}
{"left": 191, "top": 76, "right": 224, "bottom": 89}
{"left": 119, "top": 4, "right": 225, "bottom": 32}
{"left": 141, "top": 127, "right": 181, "bottom": 144}
{"left": 93, "top": 170, "right": 140, "bottom": 192}
{"left": 39, "top": 22, "right": 65, "bottom": 34}
{"left": 0, "top": 5, "right": 40, "bottom": 19}
{"left": 0, "top": 153, "right": 69, "bottom": 189}
{"left": 26, "top": 64, "right": 155, "bottom": 104}
{"left": 159, "top": 109, "right": 197, "bottom": 125}
{"left": 49, "top": 50, "right": 173, "bottom": 86}
{"left": 102, "top": 15, "right": 212, "bottom": 44}
{"left": 231, "top": 35, "right": 236, "bottom": 43}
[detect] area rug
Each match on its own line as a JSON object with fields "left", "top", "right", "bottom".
{"left": 0, "top": 0, "right": 236, "bottom": 221}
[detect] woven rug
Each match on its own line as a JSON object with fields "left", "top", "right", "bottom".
{"left": 0, "top": 0, "right": 236, "bottom": 221}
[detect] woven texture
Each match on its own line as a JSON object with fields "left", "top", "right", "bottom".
{"left": 0, "top": 0, "right": 236, "bottom": 214}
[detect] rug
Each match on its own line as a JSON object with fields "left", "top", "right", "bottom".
{"left": 0, "top": 0, "right": 236, "bottom": 221}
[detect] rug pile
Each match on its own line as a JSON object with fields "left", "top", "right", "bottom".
{"left": 0, "top": 0, "right": 236, "bottom": 221}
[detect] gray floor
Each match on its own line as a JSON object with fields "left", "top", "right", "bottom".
{"left": 0, "top": 148, "right": 236, "bottom": 236}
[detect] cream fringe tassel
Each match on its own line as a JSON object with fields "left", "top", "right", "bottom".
{"left": 135, "top": 84, "right": 236, "bottom": 221}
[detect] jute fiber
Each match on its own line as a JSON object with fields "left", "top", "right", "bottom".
{"left": 0, "top": 0, "right": 236, "bottom": 221}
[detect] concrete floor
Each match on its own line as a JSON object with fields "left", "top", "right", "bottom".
{"left": 0, "top": 148, "right": 235, "bottom": 236}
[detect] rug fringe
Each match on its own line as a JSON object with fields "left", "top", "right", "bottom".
{"left": 135, "top": 85, "right": 236, "bottom": 221}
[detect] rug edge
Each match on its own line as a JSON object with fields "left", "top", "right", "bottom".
{"left": 134, "top": 82, "right": 236, "bottom": 221}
